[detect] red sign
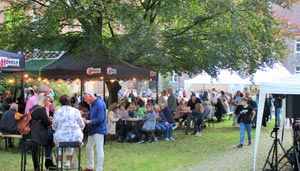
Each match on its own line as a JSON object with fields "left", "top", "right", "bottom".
{"left": 107, "top": 67, "right": 117, "bottom": 75}
{"left": 0, "top": 57, "right": 20, "bottom": 68}
{"left": 86, "top": 67, "right": 101, "bottom": 75}
{"left": 0, "top": 57, "right": 7, "bottom": 67}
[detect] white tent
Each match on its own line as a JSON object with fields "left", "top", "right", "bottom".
{"left": 253, "top": 74, "right": 300, "bottom": 170}
{"left": 246, "top": 63, "right": 291, "bottom": 85}
{"left": 184, "top": 70, "right": 249, "bottom": 96}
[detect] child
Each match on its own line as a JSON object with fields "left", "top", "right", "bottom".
{"left": 136, "top": 99, "right": 145, "bottom": 118}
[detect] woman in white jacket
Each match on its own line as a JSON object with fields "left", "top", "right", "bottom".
{"left": 107, "top": 103, "right": 120, "bottom": 135}
{"left": 52, "top": 95, "right": 85, "bottom": 168}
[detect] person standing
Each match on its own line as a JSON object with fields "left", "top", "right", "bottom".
{"left": 274, "top": 95, "right": 283, "bottom": 127}
{"left": 157, "top": 90, "right": 167, "bottom": 106}
{"left": 30, "top": 94, "right": 53, "bottom": 171}
{"left": 25, "top": 86, "right": 56, "bottom": 169}
{"left": 83, "top": 91, "right": 107, "bottom": 171}
{"left": 167, "top": 88, "right": 177, "bottom": 113}
{"left": 237, "top": 97, "right": 256, "bottom": 148}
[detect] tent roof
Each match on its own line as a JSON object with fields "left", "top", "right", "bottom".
{"left": 185, "top": 70, "right": 248, "bottom": 84}
{"left": 254, "top": 73, "right": 300, "bottom": 170}
{"left": 259, "top": 73, "right": 300, "bottom": 94}
{"left": 246, "top": 63, "right": 291, "bottom": 85}
{"left": 185, "top": 72, "right": 217, "bottom": 84}
{"left": 0, "top": 50, "right": 25, "bottom": 73}
{"left": 25, "top": 51, "right": 156, "bottom": 80}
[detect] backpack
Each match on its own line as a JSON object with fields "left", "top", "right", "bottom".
{"left": 17, "top": 112, "right": 32, "bottom": 135}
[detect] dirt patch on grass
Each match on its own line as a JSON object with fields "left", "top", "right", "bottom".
{"left": 176, "top": 126, "right": 294, "bottom": 171}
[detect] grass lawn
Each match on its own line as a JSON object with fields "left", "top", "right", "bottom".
{"left": 0, "top": 119, "right": 273, "bottom": 171}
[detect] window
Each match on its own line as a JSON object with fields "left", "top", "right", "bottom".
{"left": 296, "top": 66, "right": 300, "bottom": 74}
{"left": 296, "top": 39, "right": 300, "bottom": 53}
{"left": 170, "top": 71, "right": 179, "bottom": 83}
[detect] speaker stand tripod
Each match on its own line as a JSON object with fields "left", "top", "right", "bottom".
{"left": 262, "top": 126, "right": 288, "bottom": 171}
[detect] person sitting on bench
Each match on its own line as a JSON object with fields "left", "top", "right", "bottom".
{"left": 0, "top": 103, "right": 20, "bottom": 148}
{"left": 52, "top": 95, "right": 85, "bottom": 168}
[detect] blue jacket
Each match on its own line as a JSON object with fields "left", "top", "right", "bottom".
{"left": 88, "top": 98, "right": 108, "bottom": 135}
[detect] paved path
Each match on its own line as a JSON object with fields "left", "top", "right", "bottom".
{"left": 177, "top": 126, "right": 294, "bottom": 171}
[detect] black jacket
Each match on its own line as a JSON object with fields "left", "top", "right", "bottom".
{"left": 161, "top": 106, "right": 175, "bottom": 124}
{"left": 1, "top": 97, "right": 13, "bottom": 113}
{"left": 30, "top": 105, "right": 52, "bottom": 145}
{"left": 0, "top": 109, "right": 19, "bottom": 134}
{"left": 187, "top": 98, "right": 201, "bottom": 111}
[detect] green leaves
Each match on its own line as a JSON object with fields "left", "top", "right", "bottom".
{"left": 0, "top": 0, "right": 287, "bottom": 76}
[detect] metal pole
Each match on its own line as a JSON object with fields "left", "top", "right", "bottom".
{"left": 14, "top": 77, "right": 17, "bottom": 102}
{"left": 156, "top": 71, "right": 159, "bottom": 104}
{"left": 80, "top": 79, "right": 84, "bottom": 101}
{"left": 103, "top": 79, "right": 106, "bottom": 102}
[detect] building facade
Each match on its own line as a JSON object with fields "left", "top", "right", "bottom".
{"left": 273, "top": 2, "right": 300, "bottom": 74}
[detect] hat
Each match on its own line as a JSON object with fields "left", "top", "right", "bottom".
{"left": 84, "top": 91, "right": 94, "bottom": 96}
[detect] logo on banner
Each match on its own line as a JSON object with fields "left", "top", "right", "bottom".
{"left": 150, "top": 71, "right": 157, "bottom": 77}
{"left": 107, "top": 67, "right": 117, "bottom": 75}
{"left": 86, "top": 67, "right": 101, "bottom": 75}
{"left": 0, "top": 57, "right": 20, "bottom": 68}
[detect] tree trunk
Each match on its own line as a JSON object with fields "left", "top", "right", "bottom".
{"left": 106, "top": 81, "right": 121, "bottom": 105}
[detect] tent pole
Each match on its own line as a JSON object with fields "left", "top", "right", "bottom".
{"left": 14, "top": 77, "right": 17, "bottom": 102}
{"left": 80, "top": 79, "right": 84, "bottom": 102}
{"left": 156, "top": 71, "right": 159, "bottom": 103}
{"left": 103, "top": 79, "right": 106, "bottom": 103}
{"left": 20, "top": 73, "right": 25, "bottom": 113}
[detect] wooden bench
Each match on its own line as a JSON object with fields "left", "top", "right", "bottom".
{"left": 0, "top": 132, "right": 22, "bottom": 150}
{"left": 223, "top": 112, "right": 234, "bottom": 120}
{"left": 203, "top": 118, "right": 214, "bottom": 128}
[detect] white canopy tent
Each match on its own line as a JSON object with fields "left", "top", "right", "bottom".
{"left": 254, "top": 74, "right": 300, "bottom": 170}
{"left": 246, "top": 63, "right": 291, "bottom": 85}
{"left": 184, "top": 70, "right": 249, "bottom": 96}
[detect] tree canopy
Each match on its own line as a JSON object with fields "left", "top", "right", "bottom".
{"left": 0, "top": 0, "right": 294, "bottom": 77}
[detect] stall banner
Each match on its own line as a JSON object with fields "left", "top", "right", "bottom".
{"left": 0, "top": 57, "right": 20, "bottom": 67}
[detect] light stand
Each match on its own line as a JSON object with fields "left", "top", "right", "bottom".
{"left": 286, "top": 118, "right": 300, "bottom": 171}
{"left": 263, "top": 96, "right": 287, "bottom": 171}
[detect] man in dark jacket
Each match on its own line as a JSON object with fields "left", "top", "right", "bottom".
{"left": 160, "top": 103, "right": 175, "bottom": 126}
{"left": 1, "top": 90, "right": 13, "bottom": 113}
{"left": 0, "top": 103, "right": 19, "bottom": 148}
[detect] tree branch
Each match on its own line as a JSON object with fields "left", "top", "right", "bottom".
{"left": 107, "top": 22, "right": 115, "bottom": 38}
{"left": 30, "top": 0, "right": 48, "bottom": 7}
{"left": 167, "top": 9, "right": 230, "bottom": 37}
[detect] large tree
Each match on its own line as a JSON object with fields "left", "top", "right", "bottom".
{"left": 0, "top": 0, "right": 293, "bottom": 75}
{"left": 0, "top": 0, "right": 295, "bottom": 103}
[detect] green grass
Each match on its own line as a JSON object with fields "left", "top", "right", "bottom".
{"left": 0, "top": 120, "right": 273, "bottom": 171}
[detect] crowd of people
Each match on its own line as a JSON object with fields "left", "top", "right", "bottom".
{"left": 0, "top": 85, "right": 279, "bottom": 170}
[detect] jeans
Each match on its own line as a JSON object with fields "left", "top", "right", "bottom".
{"left": 156, "top": 122, "right": 173, "bottom": 138}
{"left": 45, "top": 129, "right": 54, "bottom": 160}
{"left": 276, "top": 107, "right": 282, "bottom": 126}
{"left": 86, "top": 134, "right": 104, "bottom": 171}
{"left": 194, "top": 115, "right": 204, "bottom": 133}
{"left": 155, "top": 123, "right": 167, "bottom": 137}
{"left": 239, "top": 122, "right": 251, "bottom": 145}
{"left": 185, "top": 113, "right": 196, "bottom": 134}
